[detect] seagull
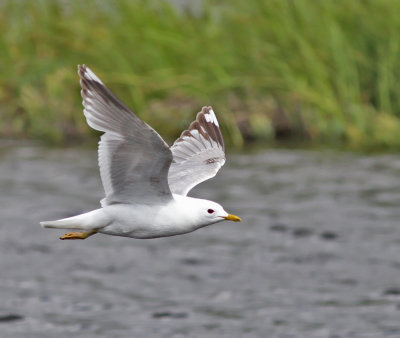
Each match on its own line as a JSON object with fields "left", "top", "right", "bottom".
{"left": 40, "top": 65, "right": 241, "bottom": 240}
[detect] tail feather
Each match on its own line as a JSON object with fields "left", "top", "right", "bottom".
{"left": 40, "top": 210, "right": 106, "bottom": 231}
{"left": 40, "top": 217, "right": 85, "bottom": 230}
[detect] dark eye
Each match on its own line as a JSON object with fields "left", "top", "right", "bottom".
{"left": 207, "top": 209, "right": 214, "bottom": 214}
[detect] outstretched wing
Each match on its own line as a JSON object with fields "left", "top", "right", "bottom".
{"left": 168, "top": 106, "right": 226, "bottom": 196}
{"left": 78, "top": 65, "right": 173, "bottom": 206}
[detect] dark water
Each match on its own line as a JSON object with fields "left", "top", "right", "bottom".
{"left": 1, "top": 144, "right": 400, "bottom": 338}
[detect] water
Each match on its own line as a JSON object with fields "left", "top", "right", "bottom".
{"left": 1, "top": 144, "right": 400, "bottom": 338}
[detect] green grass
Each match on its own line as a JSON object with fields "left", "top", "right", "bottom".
{"left": 2, "top": 0, "right": 400, "bottom": 149}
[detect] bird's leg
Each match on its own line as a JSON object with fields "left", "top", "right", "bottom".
{"left": 60, "top": 229, "right": 97, "bottom": 240}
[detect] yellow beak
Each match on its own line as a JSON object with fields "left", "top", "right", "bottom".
{"left": 223, "top": 214, "right": 241, "bottom": 222}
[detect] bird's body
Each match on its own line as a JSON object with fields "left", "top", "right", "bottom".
{"left": 44, "top": 195, "right": 227, "bottom": 239}
{"left": 41, "top": 65, "right": 240, "bottom": 240}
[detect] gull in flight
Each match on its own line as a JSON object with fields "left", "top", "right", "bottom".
{"left": 41, "top": 65, "right": 241, "bottom": 240}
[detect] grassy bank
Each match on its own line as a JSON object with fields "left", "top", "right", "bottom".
{"left": 2, "top": 0, "right": 400, "bottom": 149}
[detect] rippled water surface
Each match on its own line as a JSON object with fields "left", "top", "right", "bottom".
{"left": 1, "top": 145, "right": 400, "bottom": 338}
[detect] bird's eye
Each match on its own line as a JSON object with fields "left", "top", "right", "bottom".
{"left": 207, "top": 209, "right": 215, "bottom": 214}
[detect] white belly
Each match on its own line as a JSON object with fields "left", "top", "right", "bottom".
{"left": 97, "top": 200, "right": 199, "bottom": 239}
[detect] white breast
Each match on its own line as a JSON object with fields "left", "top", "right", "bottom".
{"left": 97, "top": 195, "right": 205, "bottom": 239}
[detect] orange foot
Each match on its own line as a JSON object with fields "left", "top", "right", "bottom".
{"left": 60, "top": 230, "right": 97, "bottom": 240}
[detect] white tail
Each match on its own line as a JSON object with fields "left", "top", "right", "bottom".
{"left": 40, "top": 217, "right": 85, "bottom": 230}
{"left": 40, "top": 209, "right": 106, "bottom": 231}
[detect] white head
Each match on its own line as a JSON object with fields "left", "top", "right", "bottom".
{"left": 180, "top": 197, "right": 241, "bottom": 228}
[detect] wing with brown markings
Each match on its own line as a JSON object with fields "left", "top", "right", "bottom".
{"left": 168, "top": 106, "right": 226, "bottom": 196}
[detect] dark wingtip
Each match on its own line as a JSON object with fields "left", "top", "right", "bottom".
{"left": 77, "top": 64, "right": 87, "bottom": 78}
{"left": 198, "top": 106, "right": 212, "bottom": 116}
{"left": 202, "top": 106, "right": 213, "bottom": 112}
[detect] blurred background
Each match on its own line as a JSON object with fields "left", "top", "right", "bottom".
{"left": 1, "top": 1, "right": 400, "bottom": 337}
{"left": 4, "top": 0, "right": 400, "bottom": 149}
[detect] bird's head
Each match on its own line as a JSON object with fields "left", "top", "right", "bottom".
{"left": 189, "top": 198, "right": 241, "bottom": 226}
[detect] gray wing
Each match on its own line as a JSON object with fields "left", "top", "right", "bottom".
{"left": 78, "top": 65, "right": 173, "bottom": 206}
{"left": 168, "top": 106, "right": 226, "bottom": 196}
